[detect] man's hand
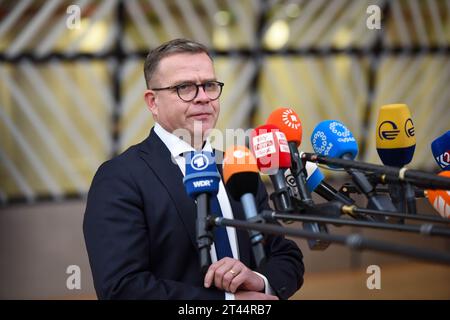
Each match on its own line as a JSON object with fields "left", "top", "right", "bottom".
{"left": 204, "top": 257, "right": 265, "bottom": 293}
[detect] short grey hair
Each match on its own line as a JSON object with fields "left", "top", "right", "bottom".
{"left": 143, "top": 38, "right": 213, "bottom": 88}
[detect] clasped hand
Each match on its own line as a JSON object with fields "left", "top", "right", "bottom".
{"left": 204, "top": 257, "right": 278, "bottom": 300}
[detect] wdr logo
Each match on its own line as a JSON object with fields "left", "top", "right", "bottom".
{"left": 193, "top": 180, "right": 213, "bottom": 188}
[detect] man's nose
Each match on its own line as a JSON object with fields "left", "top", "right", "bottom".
{"left": 194, "top": 85, "right": 210, "bottom": 102}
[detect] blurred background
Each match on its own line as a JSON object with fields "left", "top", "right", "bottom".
{"left": 0, "top": 0, "right": 449, "bottom": 299}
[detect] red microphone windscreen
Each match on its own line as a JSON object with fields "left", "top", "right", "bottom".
{"left": 266, "top": 107, "right": 303, "bottom": 146}
{"left": 427, "top": 171, "right": 450, "bottom": 219}
{"left": 250, "top": 124, "right": 291, "bottom": 175}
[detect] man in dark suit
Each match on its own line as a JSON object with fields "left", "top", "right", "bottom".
{"left": 83, "top": 38, "right": 304, "bottom": 300}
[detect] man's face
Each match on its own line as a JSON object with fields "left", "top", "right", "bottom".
{"left": 144, "top": 52, "right": 220, "bottom": 141}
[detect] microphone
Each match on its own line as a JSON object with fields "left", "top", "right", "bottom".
{"left": 265, "top": 108, "right": 330, "bottom": 250}
{"left": 427, "top": 171, "right": 450, "bottom": 219}
{"left": 250, "top": 123, "right": 293, "bottom": 212}
{"left": 267, "top": 108, "right": 354, "bottom": 206}
{"left": 266, "top": 107, "right": 313, "bottom": 206}
{"left": 302, "top": 152, "right": 450, "bottom": 190}
{"left": 223, "top": 145, "right": 266, "bottom": 268}
{"left": 284, "top": 156, "right": 358, "bottom": 208}
{"left": 283, "top": 155, "right": 332, "bottom": 249}
{"left": 376, "top": 104, "right": 417, "bottom": 215}
{"left": 431, "top": 130, "right": 450, "bottom": 171}
{"left": 302, "top": 152, "right": 357, "bottom": 206}
{"left": 376, "top": 104, "right": 416, "bottom": 166}
{"left": 284, "top": 157, "right": 324, "bottom": 197}
{"left": 183, "top": 151, "right": 221, "bottom": 274}
{"left": 311, "top": 120, "right": 396, "bottom": 215}
{"left": 304, "top": 159, "right": 325, "bottom": 192}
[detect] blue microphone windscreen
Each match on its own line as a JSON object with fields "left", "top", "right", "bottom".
{"left": 306, "top": 164, "right": 324, "bottom": 192}
{"left": 183, "top": 151, "right": 221, "bottom": 198}
{"left": 284, "top": 162, "right": 324, "bottom": 195}
{"left": 311, "top": 120, "right": 358, "bottom": 163}
{"left": 431, "top": 131, "right": 450, "bottom": 170}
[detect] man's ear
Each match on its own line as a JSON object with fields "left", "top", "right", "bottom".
{"left": 144, "top": 89, "right": 158, "bottom": 117}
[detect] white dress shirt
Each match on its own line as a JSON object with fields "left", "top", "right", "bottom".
{"left": 154, "top": 123, "right": 273, "bottom": 299}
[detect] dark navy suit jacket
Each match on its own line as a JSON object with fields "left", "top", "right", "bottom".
{"left": 83, "top": 128, "right": 304, "bottom": 299}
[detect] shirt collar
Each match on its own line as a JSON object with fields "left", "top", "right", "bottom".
{"left": 153, "top": 122, "right": 213, "bottom": 158}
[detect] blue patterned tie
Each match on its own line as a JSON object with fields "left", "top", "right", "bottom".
{"left": 210, "top": 195, "right": 233, "bottom": 259}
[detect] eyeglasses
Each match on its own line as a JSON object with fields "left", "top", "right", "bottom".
{"left": 151, "top": 81, "right": 224, "bottom": 102}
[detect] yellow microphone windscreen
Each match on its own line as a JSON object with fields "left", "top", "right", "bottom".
{"left": 376, "top": 103, "right": 416, "bottom": 166}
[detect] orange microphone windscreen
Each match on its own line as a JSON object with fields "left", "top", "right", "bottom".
{"left": 223, "top": 145, "right": 258, "bottom": 184}
{"left": 427, "top": 171, "right": 450, "bottom": 219}
{"left": 223, "top": 145, "right": 260, "bottom": 199}
{"left": 267, "top": 107, "right": 303, "bottom": 146}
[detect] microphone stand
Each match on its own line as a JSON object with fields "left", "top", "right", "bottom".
{"left": 240, "top": 193, "right": 266, "bottom": 268}
{"left": 264, "top": 210, "right": 450, "bottom": 238}
{"left": 404, "top": 182, "right": 417, "bottom": 214}
{"left": 288, "top": 142, "right": 313, "bottom": 207}
{"left": 314, "top": 180, "right": 355, "bottom": 205}
{"left": 343, "top": 204, "right": 450, "bottom": 225}
{"left": 388, "top": 182, "right": 407, "bottom": 223}
{"left": 340, "top": 153, "right": 396, "bottom": 217}
{"left": 312, "top": 181, "right": 376, "bottom": 221}
{"left": 302, "top": 153, "right": 450, "bottom": 190}
{"left": 196, "top": 193, "right": 213, "bottom": 275}
{"left": 289, "top": 183, "right": 331, "bottom": 250}
{"left": 341, "top": 181, "right": 426, "bottom": 199}
{"left": 291, "top": 196, "right": 449, "bottom": 225}
{"left": 209, "top": 216, "right": 450, "bottom": 266}
{"left": 269, "top": 168, "right": 294, "bottom": 212}
{"left": 367, "top": 168, "right": 417, "bottom": 216}
{"left": 387, "top": 181, "right": 417, "bottom": 221}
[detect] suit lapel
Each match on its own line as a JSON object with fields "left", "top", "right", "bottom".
{"left": 139, "top": 129, "right": 198, "bottom": 251}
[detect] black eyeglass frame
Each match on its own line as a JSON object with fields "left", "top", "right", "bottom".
{"left": 151, "top": 81, "right": 224, "bottom": 102}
